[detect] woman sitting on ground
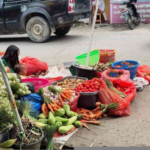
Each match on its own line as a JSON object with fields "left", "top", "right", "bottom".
{"left": 2, "top": 45, "right": 20, "bottom": 73}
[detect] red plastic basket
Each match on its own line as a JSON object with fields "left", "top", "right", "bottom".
{"left": 58, "top": 92, "right": 80, "bottom": 112}
{"left": 46, "top": 76, "right": 63, "bottom": 83}
{"left": 22, "top": 78, "right": 50, "bottom": 92}
{"left": 68, "top": 92, "right": 80, "bottom": 112}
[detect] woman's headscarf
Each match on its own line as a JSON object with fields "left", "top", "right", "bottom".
{"left": 2, "top": 45, "right": 20, "bottom": 70}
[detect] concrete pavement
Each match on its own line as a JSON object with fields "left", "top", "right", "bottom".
{"left": 1, "top": 23, "right": 150, "bottom": 147}
{"left": 0, "top": 23, "right": 150, "bottom": 67}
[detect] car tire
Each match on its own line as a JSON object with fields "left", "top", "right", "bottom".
{"left": 26, "top": 16, "right": 51, "bottom": 43}
{"left": 54, "top": 26, "right": 71, "bottom": 36}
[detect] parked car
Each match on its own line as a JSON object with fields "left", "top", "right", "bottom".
{"left": 0, "top": 0, "right": 91, "bottom": 42}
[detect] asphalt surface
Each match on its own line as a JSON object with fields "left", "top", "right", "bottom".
{"left": 1, "top": 23, "right": 150, "bottom": 147}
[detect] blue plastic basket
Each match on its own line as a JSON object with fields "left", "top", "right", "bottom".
{"left": 112, "top": 60, "right": 139, "bottom": 79}
{"left": 110, "top": 72, "right": 118, "bottom": 77}
{"left": 122, "top": 64, "right": 128, "bottom": 69}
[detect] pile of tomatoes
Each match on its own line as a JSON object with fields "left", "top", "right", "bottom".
{"left": 115, "top": 86, "right": 127, "bottom": 92}
{"left": 75, "top": 78, "right": 102, "bottom": 92}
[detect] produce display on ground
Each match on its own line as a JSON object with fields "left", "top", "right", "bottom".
{"left": 1, "top": 49, "right": 150, "bottom": 150}
{"left": 53, "top": 77, "right": 86, "bottom": 89}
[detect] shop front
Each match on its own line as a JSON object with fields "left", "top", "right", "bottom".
{"left": 109, "top": 0, "right": 150, "bottom": 24}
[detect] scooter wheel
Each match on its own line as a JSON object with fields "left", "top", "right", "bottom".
{"left": 127, "top": 17, "right": 134, "bottom": 30}
{"left": 134, "top": 13, "right": 140, "bottom": 26}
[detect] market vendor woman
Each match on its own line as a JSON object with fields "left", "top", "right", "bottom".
{"left": 2, "top": 45, "right": 20, "bottom": 73}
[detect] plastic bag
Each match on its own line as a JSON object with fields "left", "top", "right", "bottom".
{"left": 98, "top": 79, "right": 136, "bottom": 117}
{"left": 99, "top": 50, "right": 115, "bottom": 63}
{"left": 17, "top": 93, "right": 42, "bottom": 115}
{"left": 101, "top": 69, "right": 131, "bottom": 82}
{"left": 137, "top": 65, "right": 150, "bottom": 82}
{"left": 21, "top": 57, "right": 48, "bottom": 76}
{"left": 133, "top": 77, "right": 149, "bottom": 91}
{"left": 39, "top": 66, "right": 72, "bottom": 79}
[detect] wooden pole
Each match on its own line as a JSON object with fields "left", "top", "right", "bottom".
{"left": 86, "top": 0, "right": 100, "bottom": 67}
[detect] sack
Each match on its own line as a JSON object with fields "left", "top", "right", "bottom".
{"left": 21, "top": 57, "right": 48, "bottom": 76}
{"left": 98, "top": 79, "right": 136, "bottom": 117}
{"left": 17, "top": 93, "right": 42, "bottom": 115}
{"left": 137, "top": 65, "right": 150, "bottom": 82}
{"left": 99, "top": 50, "right": 115, "bottom": 63}
{"left": 101, "top": 69, "right": 131, "bottom": 82}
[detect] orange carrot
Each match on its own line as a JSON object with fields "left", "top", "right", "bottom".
{"left": 95, "top": 111, "right": 103, "bottom": 119}
{"left": 60, "top": 93, "right": 70, "bottom": 99}
{"left": 52, "top": 100, "right": 57, "bottom": 105}
{"left": 47, "top": 104, "right": 54, "bottom": 114}
{"left": 64, "top": 93, "right": 72, "bottom": 97}
{"left": 93, "top": 107, "right": 101, "bottom": 111}
{"left": 83, "top": 117, "right": 90, "bottom": 121}
{"left": 58, "top": 95, "right": 64, "bottom": 105}
{"left": 83, "top": 121, "right": 100, "bottom": 125}
{"left": 103, "top": 114, "right": 108, "bottom": 118}
{"left": 89, "top": 114, "right": 96, "bottom": 119}
{"left": 83, "top": 123, "right": 90, "bottom": 130}
{"left": 88, "top": 111, "right": 94, "bottom": 115}
{"left": 82, "top": 114, "right": 89, "bottom": 118}
{"left": 41, "top": 103, "right": 47, "bottom": 117}
{"left": 96, "top": 102, "right": 101, "bottom": 107}
{"left": 45, "top": 105, "right": 49, "bottom": 116}
{"left": 61, "top": 96, "right": 67, "bottom": 102}
{"left": 51, "top": 104, "right": 58, "bottom": 111}
{"left": 54, "top": 104, "right": 61, "bottom": 109}
{"left": 99, "top": 116, "right": 102, "bottom": 119}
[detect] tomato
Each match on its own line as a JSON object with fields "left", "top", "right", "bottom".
{"left": 91, "top": 86, "right": 94, "bottom": 89}
{"left": 86, "top": 84, "right": 90, "bottom": 88}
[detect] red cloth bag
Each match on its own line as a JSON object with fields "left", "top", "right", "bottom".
{"left": 98, "top": 79, "right": 136, "bottom": 117}
{"left": 21, "top": 57, "right": 48, "bottom": 76}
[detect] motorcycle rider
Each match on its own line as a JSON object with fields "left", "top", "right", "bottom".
{"left": 124, "top": 0, "right": 138, "bottom": 17}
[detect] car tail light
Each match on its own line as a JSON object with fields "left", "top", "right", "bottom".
{"left": 68, "top": 0, "right": 75, "bottom": 13}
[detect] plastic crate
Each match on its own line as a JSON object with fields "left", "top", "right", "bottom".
{"left": 75, "top": 50, "right": 100, "bottom": 66}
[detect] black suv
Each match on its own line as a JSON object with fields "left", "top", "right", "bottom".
{"left": 0, "top": 0, "right": 91, "bottom": 42}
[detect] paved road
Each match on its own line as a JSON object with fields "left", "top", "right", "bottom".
{"left": 0, "top": 23, "right": 150, "bottom": 67}
{"left": 1, "top": 23, "right": 150, "bottom": 147}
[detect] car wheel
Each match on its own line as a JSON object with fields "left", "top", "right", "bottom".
{"left": 26, "top": 16, "right": 51, "bottom": 43}
{"left": 54, "top": 26, "right": 71, "bottom": 36}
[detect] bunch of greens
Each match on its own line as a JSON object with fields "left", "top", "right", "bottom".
{"left": 44, "top": 124, "right": 57, "bottom": 150}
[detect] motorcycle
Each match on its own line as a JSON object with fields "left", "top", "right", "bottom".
{"left": 120, "top": 0, "right": 140, "bottom": 30}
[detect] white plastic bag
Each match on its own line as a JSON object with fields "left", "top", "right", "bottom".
{"left": 133, "top": 77, "right": 149, "bottom": 91}
{"left": 39, "top": 66, "right": 72, "bottom": 78}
